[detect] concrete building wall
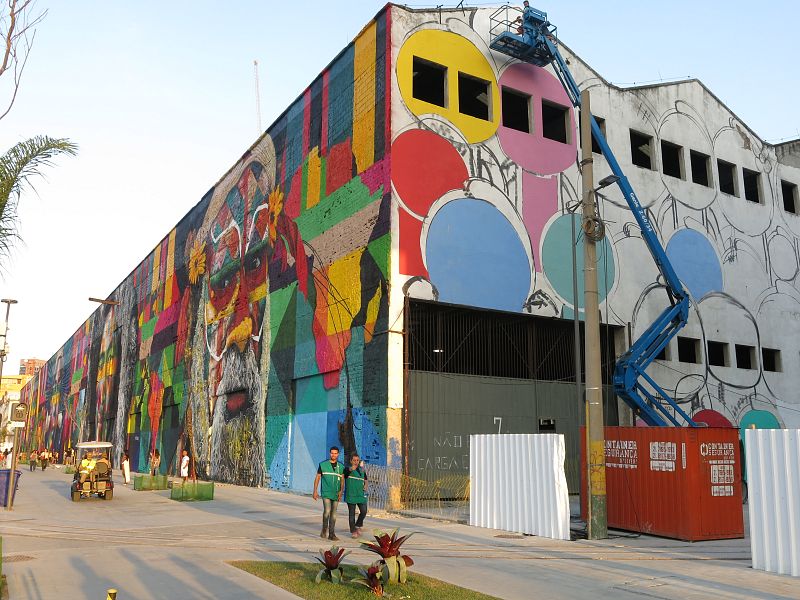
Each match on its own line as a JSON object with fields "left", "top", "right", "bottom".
{"left": 387, "top": 5, "right": 799, "bottom": 431}
{"left": 20, "top": 7, "right": 394, "bottom": 488}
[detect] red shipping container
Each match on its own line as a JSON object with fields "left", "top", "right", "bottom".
{"left": 580, "top": 426, "right": 744, "bottom": 541}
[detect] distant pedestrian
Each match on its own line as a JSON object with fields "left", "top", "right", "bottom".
{"left": 312, "top": 446, "right": 344, "bottom": 541}
{"left": 121, "top": 453, "right": 131, "bottom": 485}
{"left": 149, "top": 449, "right": 161, "bottom": 476}
{"left": 39, "top": 448, "right": 50, "bottom": 471}
{"left": 29, "top": 450, "right": 38, "bottom": 471}
{"left": 180, "top": 450, "right": 190, "bottom": 484}
{"left": 344, "top": 453, "right": 368, "bottom": 538}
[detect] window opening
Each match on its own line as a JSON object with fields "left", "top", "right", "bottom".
{"left": 735, "top": 344, "right": 756, "bottom": 369}
{"left": 706, "top": 341, "right": 728, "bottom": 367}
{"left": 762, "top": 348, "right": 781, "bottom": 372}
{"left": 742, "top": 168, "right": 761, "bottom": 203}
{"left": 677, "top": 336, "right": 700, "bottom": 364}
{"left": 458, "top": 72, "right": 491, "bottom": 121}
{"left": 690, "top": 150, "right": 711, "bottom": 187}
{"left": 630, "top": 130, "right": 653, "bottom": 169}
{"left": 661, "top": 140, "right": 683, "bottom": 179}
{"left": 541, "top": 100, "right": 569, "bottom": 143}
{"left": 591, "top": 117, "right": 606, "bottom": 154}
{"left": 412, "top": 57, "right": 446, "bottom": 107}
{"left": 501, "top": 87, "right": 530, "bottom": 133}
{"left": 718, "top": 159, "right": 738, "bottom": 196}
{"left": 781, "top": 180, "right": 798, "bottom": 214}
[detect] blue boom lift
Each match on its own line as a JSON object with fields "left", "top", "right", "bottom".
{"left": 489, "top": 5, "right": 698, "bottom": 427}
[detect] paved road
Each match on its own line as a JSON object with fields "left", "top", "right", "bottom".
{"left": 1, "top": 467, "right": 797, "bottom": 599}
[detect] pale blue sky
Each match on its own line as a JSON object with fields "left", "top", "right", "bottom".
{"left": 1, "top": 1, "right": 797, "bottom": 372}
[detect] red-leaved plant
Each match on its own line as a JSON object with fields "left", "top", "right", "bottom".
{"left": 361, "top": 528, "right": 416, "bottom": 584}
{"left": 351, "top": 562, "right": 385, "bottom": 596}
{"left": 314, "top": 545, "right": 350, "bottom": 584}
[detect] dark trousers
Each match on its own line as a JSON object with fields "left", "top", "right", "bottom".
{"left": 29, "top": 460, "right": 36, "bottom": 471}
{"left": 348, "top": 502, "right": 367, "bottom": 533}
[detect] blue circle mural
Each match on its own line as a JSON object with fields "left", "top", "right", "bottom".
{"left": 541, "top": 214, "right": 615, "bottom": 309}
{"left": 666, "top": 229, "right": 723, "bottom": 300}
{"left": 426, "top": 198, "right": 531, "bottom": 311}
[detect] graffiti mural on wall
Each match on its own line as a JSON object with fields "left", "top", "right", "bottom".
{"left": 21, "top": 9, "right": 393, "bottom": 489}
{"left": 390, "top": 8, "right": 798, "bottom": 430}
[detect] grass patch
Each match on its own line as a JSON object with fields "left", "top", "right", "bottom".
{"left": 231, "top": 561, "right": 500, "bottom": 599}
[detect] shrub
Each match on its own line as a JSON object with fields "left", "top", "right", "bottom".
{"left": 361, "top": 528, "right": 416, "bottom": 584}
{"left": 314, "top": 545, "right": 350, "bottom": 584}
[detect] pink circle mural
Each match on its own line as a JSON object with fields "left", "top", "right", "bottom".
{"left": 497, "top": 63, "right": 577, "bottom": 175}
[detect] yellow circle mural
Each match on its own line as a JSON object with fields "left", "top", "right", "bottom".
{"left": 397, "top": 29, "right": 500, "bottom": 143}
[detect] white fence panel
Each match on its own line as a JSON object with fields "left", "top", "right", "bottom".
{"left": 470, "top": 433, "right": 570, "bottom": 540}
{"left": 746, "top": 429, "right": 800, "bottom": 577}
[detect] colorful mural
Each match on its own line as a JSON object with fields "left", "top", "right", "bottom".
{"left": 21, "top": 8, "right": 392, "bottom": 489}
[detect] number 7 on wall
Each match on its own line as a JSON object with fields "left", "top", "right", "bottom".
{"left": 494, "top": 417, "right": 502, "bottom": 434}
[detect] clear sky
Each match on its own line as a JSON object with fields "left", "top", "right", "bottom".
{"left": 1, "top": 1, "right": 797, "bottom": 374}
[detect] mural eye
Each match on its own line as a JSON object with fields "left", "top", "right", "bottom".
{"left": 209, "top": 259, "right": 240, "bottom": 294}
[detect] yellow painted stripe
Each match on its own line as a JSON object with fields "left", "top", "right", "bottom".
{"left": 151, "top": 244, "right": 161, "bottom": 295}
{"left": 306, "top": 147, "right": 322, "bottom": 208}
{"left": 352, "top": 21, "right": 376, "bottom": 173}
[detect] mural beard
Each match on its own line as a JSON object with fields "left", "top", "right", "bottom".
{"left": 209, "top": 343, "right": 266, "bottom": 486}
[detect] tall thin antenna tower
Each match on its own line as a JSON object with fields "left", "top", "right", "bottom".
{"left": 253, "top": 59, "right": 263, "bottom": 135}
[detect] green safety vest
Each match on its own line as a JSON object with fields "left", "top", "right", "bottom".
{"left": 345, "top": 467, "right": 367, "bottom": 504}
{"left": 319, "top": 460, "right": 344, "bottom": 499}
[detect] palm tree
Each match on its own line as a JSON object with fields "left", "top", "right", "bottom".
{"left": 0, "top": 135, "right": 77, "bottom": 260}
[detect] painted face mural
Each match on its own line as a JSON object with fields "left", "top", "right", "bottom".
{"left": 201, "top": 160, "right": 272, "bottom": 486}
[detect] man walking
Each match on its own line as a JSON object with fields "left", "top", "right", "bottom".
{"left": 344, "top": 453, "right": 368, "bottom": 538}
{"left": 312, "top": 446, "right": 344, "bottom": 541}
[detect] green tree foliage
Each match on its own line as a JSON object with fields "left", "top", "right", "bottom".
{"left": 0, "top": 135, "right": 77, "bottom": 259}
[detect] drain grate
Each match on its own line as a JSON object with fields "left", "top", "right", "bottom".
{"left": 3, "top": 555, "right": 36, "bottom": 563}
{"left": 494, "top": 534, "right": 525, "bottom": 539}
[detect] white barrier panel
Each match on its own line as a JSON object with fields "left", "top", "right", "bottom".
{"left": 746, "top": 429, "right": 800, "bottom": 577}
{"left": 470, "top": 433, "right": 570, "bottom": 540}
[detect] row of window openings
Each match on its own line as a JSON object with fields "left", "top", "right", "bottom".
{"left": 656, "top": 337, "right": 781, "bottom": 372}
{"left": 631, "top": 131, "right": 799, "bottom": 213}
{"left": 413, "top": 57, "right": 800, "bottom": 214}
{"left": 412, "top": 57, "right": 572, "bottom": 143}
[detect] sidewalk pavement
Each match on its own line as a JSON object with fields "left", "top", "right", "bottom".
{"left": 1, "top": 466, "right": 797, "bottom": 600}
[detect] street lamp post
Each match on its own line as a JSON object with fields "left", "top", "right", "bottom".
{"left": 1, "top": 298, "right": 19, "bottom": 511}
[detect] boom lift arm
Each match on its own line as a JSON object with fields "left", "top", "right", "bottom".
{"left": 489, "top": 5, "right": 697, "bottom": 427}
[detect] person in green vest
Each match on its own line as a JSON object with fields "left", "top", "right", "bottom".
{"left": 344, "top": 453, "right": 368, "bottom": 538}
{"left": 312, "top": 446, "right": 344, "bottom": 541}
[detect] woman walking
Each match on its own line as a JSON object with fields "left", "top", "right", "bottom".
{"left": 121, "top": 453, "right": 131, "bottom": 485}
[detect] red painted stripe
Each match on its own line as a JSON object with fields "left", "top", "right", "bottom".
{"left": 321, "top": 70, "right": 329, "bottom": 155}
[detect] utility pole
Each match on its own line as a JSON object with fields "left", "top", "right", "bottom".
{"left": 580, "top": 91, "right": 607, "bottom": 539}
{"left": 1, "top": 298, "right": 18, "bottom": 510}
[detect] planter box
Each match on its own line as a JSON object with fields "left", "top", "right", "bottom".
{"left": 133, "top": 474, "right": 169, "bottom": 491}
{"left": 170, "top": 481, "right": 214, "bottom": 501}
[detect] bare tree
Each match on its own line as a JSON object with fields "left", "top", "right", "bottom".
{"left": 0, "top": 0, "right": 46, "bottom": 122}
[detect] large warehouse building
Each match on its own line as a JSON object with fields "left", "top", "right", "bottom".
{"left": 21, "top": 4, "right": 799, "bottom": 494}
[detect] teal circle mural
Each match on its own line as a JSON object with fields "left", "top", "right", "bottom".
{"left": 541, "top": 214, "right": 615, "bottom": 308}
